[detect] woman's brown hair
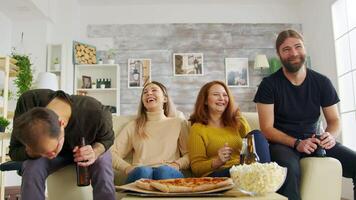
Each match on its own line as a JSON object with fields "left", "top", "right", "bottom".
{"left": 189, "top": 80, "right": 241, "bottom": 131}
{"left": 135, "top": 81, "right": 177, "bottom": 138}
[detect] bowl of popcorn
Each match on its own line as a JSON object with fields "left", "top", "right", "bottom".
{"left": 229, "top": 162, "right": 287, "bottom": 196}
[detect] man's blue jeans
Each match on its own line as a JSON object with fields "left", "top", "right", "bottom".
{"left": 126, "top": 165, "right": 184, "bottom": 183}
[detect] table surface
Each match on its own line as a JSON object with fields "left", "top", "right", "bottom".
{"left": 120, "top": 192, "right": 287, "bottom": 200}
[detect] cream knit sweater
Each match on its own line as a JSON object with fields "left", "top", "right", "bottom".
{"left": 112, "top": 110, "right": 189, "bottom": 172}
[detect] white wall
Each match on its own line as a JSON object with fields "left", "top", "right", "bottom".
{"left": 300, "top": 0, "right": 338, "bottom": 87}
{"left": 48, "top": 0, "right": 81, "bottom": 93}
{"left": 0, "top": 12, "right": 12, "bottom": 56}
{"left": 11, "top": 20, "right": 48, "bottom": 77}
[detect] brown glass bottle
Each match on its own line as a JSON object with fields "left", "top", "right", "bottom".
{"left": 240, "top": 134, "right": 259, "bottom": 165}
{"left": 76, "top": 137, "right": 91, "bottom": 186}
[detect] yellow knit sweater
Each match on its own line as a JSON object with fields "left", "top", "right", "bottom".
{"left": 188, "top": 116, "right": 251, "bottom": 177}
{"left": 112, "top": 110, "right": 190, "bottom": 172}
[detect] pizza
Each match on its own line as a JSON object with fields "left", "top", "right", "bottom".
{"left": 135, "top": 177, "right": 233, "bottom": 193}
{"left": 135, "top": 179, "right": 156, "bottom": 191}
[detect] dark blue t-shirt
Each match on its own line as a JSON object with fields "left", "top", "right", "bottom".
{"left": 253, "top": 68, "right": 339, "bottom": 139}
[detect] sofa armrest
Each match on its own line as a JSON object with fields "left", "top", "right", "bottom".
{"left": 300, "top": 157, "right": 342, "bottom": 200}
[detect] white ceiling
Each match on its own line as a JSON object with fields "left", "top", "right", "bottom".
{"left": 77, "top": 0, "right": 300, "bottom": 6}
{"left": 0, "top": 0, "right": 301, "bottom": 21}
{"left": 0, "top": 0, "right": 46, "bottom": 21}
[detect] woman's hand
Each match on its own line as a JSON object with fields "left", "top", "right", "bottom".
{"left": 124, "top": 166, "right": 136, "bottom": 175}
{"left": 212, "top": 143, "right": 232, "bottom": 169}
{"left": 167, "top": 162, "right": 180, "bottom": 170}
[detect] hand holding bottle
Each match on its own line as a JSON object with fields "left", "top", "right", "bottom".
{"left": 73, "top": 140, "right": 96, "bottom": 167}
{"left": 217, "top": 143, "right": 232, "bottom": 163}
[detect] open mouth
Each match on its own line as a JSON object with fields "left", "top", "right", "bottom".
{"left": 146, "top": 97, "right": 156, "bottom": 103}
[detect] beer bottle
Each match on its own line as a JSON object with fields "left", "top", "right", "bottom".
{"left": 240, "top": 138, "right": 248, "bottom": 164}
{"left": 240, "top": 134, "right": 260, "bottom": 164}
{"left": 314, "top": 121, "right": 326, "bottom": 157}
{"left": 76, "top": 137, "right": 90, "bottom": 186}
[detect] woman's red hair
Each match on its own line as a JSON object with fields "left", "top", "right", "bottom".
{"left": 189, "top": 80, "right": 241, "bottom": 131}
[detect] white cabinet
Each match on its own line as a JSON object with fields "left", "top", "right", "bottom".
{"left": 74, "top": 64, "right": 120, "bottom": 114}
{"left": 46, "top": 44, "right": 65, "bottom": 89}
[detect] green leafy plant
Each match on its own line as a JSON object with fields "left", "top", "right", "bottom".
{"left": 11, "top": 53, "right": 33, "bottom": 97}
{"left": 0, "top": 117, "right": 10, "bottom": 128}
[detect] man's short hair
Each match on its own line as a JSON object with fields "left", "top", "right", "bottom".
{"left": 13, "top": 107, "right": 61, "bottom": 150}
{"left": 276, "top": 29, "right": 304, "bottom": 54}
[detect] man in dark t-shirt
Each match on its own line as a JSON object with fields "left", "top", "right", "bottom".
{"left": 254, "top": 30, "right": 356, "bottom": 200}
{"left": 9, "top": 89, "right": 116, "bottom": 200}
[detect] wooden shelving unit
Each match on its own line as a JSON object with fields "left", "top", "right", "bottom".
{"left": 0, "top": 56, "right": 18, "bottom": 200}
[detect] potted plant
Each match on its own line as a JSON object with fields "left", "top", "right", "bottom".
{"left": 106, "top": 49, "right": 116, "bottom": 64}
{"left": 53, "top": 57, "right": 61, "bottom": 71}
{"left": 0, "top": 117, "right": 10, "bottom": 132}
{"left": 11, "top": 53, "right": 33, "bottom": 97}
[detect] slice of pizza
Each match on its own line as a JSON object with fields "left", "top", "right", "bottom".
{"left": 150, "top": 177, "right": 233, "bottom": 193}
{"left": 135, "top": 179, "right": 156, "bottom": 191}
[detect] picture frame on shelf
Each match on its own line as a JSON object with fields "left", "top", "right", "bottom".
{"left": 225, "top": 58, "right": 249, "bottom": 87}
{"left": 128, "top": 58, "right": 151, "bottom": 88}
{"left": 73, "top": 41, "right": 97, "bottom": 64}
{"left": 82, "top": 75, "right": 92, "bottom": 89}
{"left": 173, "top": 53, "right": 203, "bottom": 76}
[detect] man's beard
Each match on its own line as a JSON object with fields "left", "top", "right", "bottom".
{"left": 280, "top": 55, "right": 306, "bottom": 73}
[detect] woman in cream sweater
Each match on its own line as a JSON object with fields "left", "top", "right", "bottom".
{"left": 188, "top": 80, "right": 270, "bottom": 177}
{"left": 112, "top": 81, "right": 189, "bottom": 183}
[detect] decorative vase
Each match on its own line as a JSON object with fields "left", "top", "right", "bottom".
{"left": 108, "top": 59, "right": 115, "bottom": 64}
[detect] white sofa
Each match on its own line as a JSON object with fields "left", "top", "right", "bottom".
{"left": 47, "top": 112, "right": 342, "bottom": 200}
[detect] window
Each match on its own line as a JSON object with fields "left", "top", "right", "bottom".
{"left": 332, "top": 0, "right": 356, "bottom": 150}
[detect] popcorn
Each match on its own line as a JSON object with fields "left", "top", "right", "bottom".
{"left": 229, "top": 162, "right": 287, "bottom": 195}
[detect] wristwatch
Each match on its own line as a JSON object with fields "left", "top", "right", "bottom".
{"left": 294, "top": 139, "right": 302, "bottom": 149}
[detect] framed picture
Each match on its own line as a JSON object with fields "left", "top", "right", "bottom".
{"left": 73, "top": 41, "right": 97, "bottom": 64}
{"left": 225, "top": 58, "right": 249, "bottom": 87}
{"left": 173, "top": 53, "right": 203, "bottom": 76}
{"left": 82, "top": 75, "right": 92, "bottom": 89}
{"left": 128, "top": 58, "right": 151, "bottom": 88}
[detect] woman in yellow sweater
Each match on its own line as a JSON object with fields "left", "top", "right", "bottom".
{"left": 112, "top": 81, "right": 189, "bottom": 183}
{"left": 188, "top": 80, "right": 270, "bottom": 177}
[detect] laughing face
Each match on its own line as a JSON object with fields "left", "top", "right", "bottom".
{"left": 278, "top": 37, "right": 306, "bottom": 73}
{"left": 206, "top": 84, "right": 229, "bottom": 114}
{"left": 142, "top": 83, "right": 167, "bottom": 112}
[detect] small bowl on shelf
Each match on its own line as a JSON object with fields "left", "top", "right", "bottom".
{"left": 229, "top": 162, "right": 287, "bottom": 196}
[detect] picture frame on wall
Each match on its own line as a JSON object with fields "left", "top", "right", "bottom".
{"left": 73, "top": 41, "right": 97, "bottom": 64}
{"left": 128, "top": 58, "right": 151, "bottom": 88}
{"left": 173, "top": 53, "right": 203, "bottom": 76}
{"left": 225, "top": 58, "right": 249, "bottom": 87}
{"left": 82, "top": 75, "right": 92, "bottom": 89}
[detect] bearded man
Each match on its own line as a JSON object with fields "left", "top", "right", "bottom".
{"left": 254, "top": 29, "right": 356, "bottom": 200}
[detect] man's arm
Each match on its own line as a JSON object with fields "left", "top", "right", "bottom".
{"left": 322, "top": 104, "right": 341, "bottom": 137}
{"left": 256, "top": 103, "right": 319, "bottom": 154}
{"left": 320, "top": 104, "right": 340, "bottom": 149}
{"left": 256, "top": 103, "right": 296, "bottom": 147}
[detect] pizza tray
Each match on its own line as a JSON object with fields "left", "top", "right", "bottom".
{"left": 115, "top": 182, "right": 236, "bottom": 197}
